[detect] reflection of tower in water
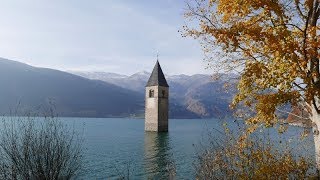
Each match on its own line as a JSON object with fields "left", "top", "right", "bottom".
{"left": 144, "top": 132, "right": 175, "bottom": 179}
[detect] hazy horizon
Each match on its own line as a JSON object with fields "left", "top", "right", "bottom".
{"left": 67, "top": 65, "right": 214, "bottom": 76}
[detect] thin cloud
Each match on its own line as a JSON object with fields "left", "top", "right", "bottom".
{"left": 0, "top": 0, "right": 207, "bottom": 75}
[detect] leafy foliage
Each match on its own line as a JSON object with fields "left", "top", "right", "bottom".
{"left": 183, "top": 0, "right": 320, "bottom": 128}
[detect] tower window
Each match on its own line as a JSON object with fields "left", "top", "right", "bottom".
{"left": 162, "top": 90, "right": 166, "bottom": 97}
{"left": 149, "top": 89, "right": 154, "bottom": 97}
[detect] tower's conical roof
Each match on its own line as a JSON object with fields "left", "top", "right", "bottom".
{"left": 146, "top": 61, "right": 169, "bottom": 87}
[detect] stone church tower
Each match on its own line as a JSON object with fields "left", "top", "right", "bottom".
{"left": 145, "top": 60, "right": 169, "bottom": 132}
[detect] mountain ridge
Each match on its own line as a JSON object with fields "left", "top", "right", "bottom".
{"left": 0, "top": 58, "right": 235, "bottom": 118}
{"left": 70, "top": 70, "right": 237, "bottom": 118}
{"left": 0, "top": 58, "right": 144, "bottom": 117}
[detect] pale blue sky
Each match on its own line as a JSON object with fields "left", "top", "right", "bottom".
{"left": 0, "top": 0, "right": 209, "bottom": 75}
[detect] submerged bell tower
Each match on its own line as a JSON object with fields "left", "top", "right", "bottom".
{"left": 145, "top": 60, "right": 169, "bottom": 132}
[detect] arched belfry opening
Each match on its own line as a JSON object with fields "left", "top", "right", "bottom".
{"left": 145, "top": 60, "right": 169, "bottom": 132}
{"left": 149, "top": 89, "right": 154, "bottom": 98}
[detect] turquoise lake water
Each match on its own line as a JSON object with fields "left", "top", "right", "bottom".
{"left": 48, "top": 117, "right": 313, "bottom": 179}
{"left": 1, "top": 117, "right": 313, "bottom": 179}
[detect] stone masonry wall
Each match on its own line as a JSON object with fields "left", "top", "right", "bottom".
{"left": 145, "top": 86, "right": 169, "bottom": 132}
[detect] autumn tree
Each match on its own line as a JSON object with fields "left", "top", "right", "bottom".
{"left": 183, "top": 0, "right": 320, "bottom": 168}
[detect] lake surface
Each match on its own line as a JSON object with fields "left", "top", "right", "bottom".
{"left": 50, "top": 117, "right": 313, "bottom": 179}
{"left": 1, "top": 117, "right": 313, "bottom": 179}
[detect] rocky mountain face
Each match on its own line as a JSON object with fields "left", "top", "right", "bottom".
{"left": 286, "top": 105, "right": 312, "bottom": 127}
{"left": 71, "top": 71, "right": 238, "bottom": 118}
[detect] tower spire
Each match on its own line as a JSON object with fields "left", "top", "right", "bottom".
{"left": 146, "top": 60, "right": 169, "bottom": 87}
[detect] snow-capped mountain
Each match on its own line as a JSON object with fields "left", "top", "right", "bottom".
{"left": 70, "top": 71, "right": 237, "bottom": 118}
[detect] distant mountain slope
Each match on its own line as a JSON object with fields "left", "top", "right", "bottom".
{"left": 70, "top": 71, "right": 150, "bottom": 92}
{"left": 71, "top": 71, "right": 237, "bottom": 118}
{"left": 0, "top": 57, "right": 236, "bottom": 118}
{"left": 0, "top": 58, "right": 144, "bottom": 117}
